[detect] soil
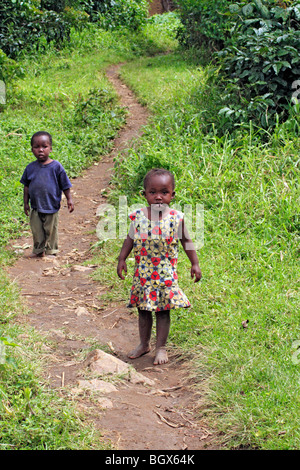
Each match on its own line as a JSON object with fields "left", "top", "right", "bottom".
{"left": 148, "top": 1, "right": 176, "bottom": 16}
{"left": 149, "top": 0, "right": 164, "bottom": 16}
{"left": 7, "top": 65, "right": 219, "bottom": 451}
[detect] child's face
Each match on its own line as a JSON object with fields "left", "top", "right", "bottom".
{"left": 31, "top": 135, "right": 52, "bottom": 164}
{"left": 143, "top": 174, "right": 175, "bottom": 212}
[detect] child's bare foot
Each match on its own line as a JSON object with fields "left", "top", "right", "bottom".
{"left": 28, "top": 252, "right": 45, "bottom": 258}
{"left": 128, "top": 344, "right": 150, "bottom": 359}
{"left": 154, "top": 347, "right": 168, "bottom": 365}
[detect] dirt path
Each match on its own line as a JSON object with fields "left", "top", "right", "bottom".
{"left": 7, "top": 65, "right": 217, "bottom": 451}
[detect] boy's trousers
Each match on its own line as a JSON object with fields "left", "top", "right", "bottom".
{"left": 30, "top": 209, "right": 59, "bottom": 255}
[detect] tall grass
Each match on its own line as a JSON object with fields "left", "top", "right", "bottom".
{"left": 0, "top": 26, "right": 128, "bottom": 450}
{"left": 0, "top": 19, "right": 178, "bottom": 449}
{"left": 1, "top": 13, "right": 299, "bottom": 449}
{"left": 95, "top": 52, "right": 299, "bottom": 449}
{"left": 0, "top": 38, "right": 126, "bottom": 258}
{"left": 0, "top": 19, "right": 180, "bottom": 258}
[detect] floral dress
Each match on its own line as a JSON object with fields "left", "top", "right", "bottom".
{"left": 127, "top": 208, "right": 191, "bottom": 312}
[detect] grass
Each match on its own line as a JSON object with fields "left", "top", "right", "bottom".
{"left": 91, "top": 51, "right": 300, "bottom": 449}
{"left": 0, "top": 18, "right": 179, "bottom": 450}
{"left": 0, "top": 12, "right": 299, "bottom": 449}
{"left": 0, "top": 26, "right": 127, "bottom": 448}
{"left": 0, "top": 17, "right": 180, "bottom": 259}
{"left": 0, "top": 271, "right": 109, "bottom": 450}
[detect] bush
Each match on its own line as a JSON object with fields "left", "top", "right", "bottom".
{"left": 217, "top": 1, "right": 300, "bottom": 130}
{"left": 0, "top": 0, "right": 39, "bottom": 58}
{"left": 86, "top": 0, "right": 148, "bottom": 30}
{"left": 0, "top": 0, "right": 88, "bottom": 58}
{"left": 176, "top": 0, "right": 300, "bottom": 132}
{"left": 0, "top": 50, "right": 24, "bottom": 83}
{"left": 41, "top": 0, "right": 66, "bottom": 11}
{"left": 176, "top": 0, "right": 235, "bottom": 50}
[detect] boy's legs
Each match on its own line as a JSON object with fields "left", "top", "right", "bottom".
{"left": 29, "top": 210, "right": 46, "bottom": 256}
{"left": 42, "top": 212, "right": 59, "bottom": 255}
{"left": 29, "top": 211, "right": 59, "bottom": 256}
{"left": 128, "top": 308, "right": 152, "bottom": 359}
{"left": 154, "top": 310, "right": 170, "bottom": 365}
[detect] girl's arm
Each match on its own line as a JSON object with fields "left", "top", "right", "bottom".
{"left": 117, "top": 231, "right": 134, "bottom": 280}
{"left": 180, "top": 219, "right": 202, "bottom": 283}
{"left": 23, "top": 186, "right": 30, "bottom": 216}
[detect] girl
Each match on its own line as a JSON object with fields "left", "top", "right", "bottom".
{"left": 117, "top": 168, "right": 202, "bottom": 365}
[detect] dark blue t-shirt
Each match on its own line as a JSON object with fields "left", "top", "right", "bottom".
{"left": 20, "top": 160, "right": 72, "bottom": 213}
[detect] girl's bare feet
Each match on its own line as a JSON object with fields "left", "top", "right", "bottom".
{"left": 128, "top": 309, "right": 152, "bottom": 359}
{"left": 154, "top": 347, "right": 168, "bottom": 365}
{"left": 154, "top": 310, "right": 170, "bottom": 365}
{"left": 128, "top": 344, "right": 151, "bottom": 359}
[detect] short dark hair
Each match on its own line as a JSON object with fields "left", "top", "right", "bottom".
{"left": 31, "top": 131, "right": 52, "bottom": 146}
{"left": 143, "top": 168, "right": 175, "bottom": 190}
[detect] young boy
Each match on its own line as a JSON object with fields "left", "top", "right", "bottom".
{"left": 20, "top": 131, "right": 74, "bottom": 258}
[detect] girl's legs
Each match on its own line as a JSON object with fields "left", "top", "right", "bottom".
{"left": 154, "top": 310, "right": 170, "bottom": 365}
{"left": 128, "top": 308, "right": 170, "bottom": 365}
{"left": 128, "top": 308, "right": 152, "bottom": 359}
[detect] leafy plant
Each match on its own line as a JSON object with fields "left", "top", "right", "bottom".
{"left": 86, "top": 0, "right": 148, "bottom": 30}
{"left": 0, "top": 49, "right": 24, "bottom": 83}
{"left": 175, "top": 1, "right": 300, "bottom": 132}
{"left": 0, "top": 0, "right": 88, "bottom": 58}
{"left": 217, "top": 1, "right": 300, "bottom": 129}
{"left": 176, "top": 0, "right": 236, "bottom": 50}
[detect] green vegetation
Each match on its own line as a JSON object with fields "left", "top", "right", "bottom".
{"left": 0, "top": 42, "right": 124, "bottom": 258}
{"left": 0, "top": 2, "right": 299, "bottom": 450}
{"left": 0, "top": 12, "right": 176, "bottom": 449}
{"left": 176, "top": 0, "right": 300, "bottom": 132}
{"left": 94, "top": 42, "right": 299, "bottom": 450}
{"left": 0, "top": 0, "right": 148, "bottom": 59}
{"left": 0, "top": 274, "right": 109, "bottom": 449}
{"left": 218, "top": 1, "right": 300, "bottom": 130}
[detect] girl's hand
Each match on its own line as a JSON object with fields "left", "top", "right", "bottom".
{"left": 117, "top": 259, "right": 127, "bottom": 280}
{"left": 191, "top": 264, "right": 202, "bottom": 283}
{"left": 180, "top": 219, "right": 202, "bottom": 283}
{"left": 117, "top": 234, "right": 133, "bottom": 280}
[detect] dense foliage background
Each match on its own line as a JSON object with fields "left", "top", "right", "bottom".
{"left": 176, "top": 0, "right": 300, "bottom": 131}
{"left": 0, "top": 0, "right": 299, "bottom": 451}
{"left": 0, "top": 0, "right": 148, "bottom": 60}
{"left": 2, "top": 0, "right": 300, "bottom": 132}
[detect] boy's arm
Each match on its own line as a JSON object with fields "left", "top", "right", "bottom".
{"left": 117, "top": 233, "right": 134, "bottom": 280}
{"left": 23, "top": 186, "right": 30, "bottom": 216}
{"left": 63, "top": 188, "right": 74, "bottom": 213}
{"left": 180, "top": 219, "right": 202, "bottom": 283}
